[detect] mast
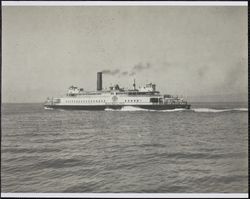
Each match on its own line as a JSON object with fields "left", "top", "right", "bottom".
{"left": 133, "top": 78, "right": 136, "bottom": 90}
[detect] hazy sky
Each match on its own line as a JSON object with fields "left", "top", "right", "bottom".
{"left": 2, "top": 6, "right": 248, "bottom": 103}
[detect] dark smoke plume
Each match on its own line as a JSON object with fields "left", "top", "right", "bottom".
{"left": 121, "top": 71, "right": 128, "bottom": 76}
{"left": 129, "top": 71, "right": 136, "bottom": 76}
{"left": 101, "top": 62, "right": 152, "bottom": 77}
{"left": 132, "top": 62, "right": 151, "bottom": 71}
{"left": 127, "top": 62, "right": 152, "bottom": 76}
{"left": 101, "top": 69, "right": 120, "bottom": 75}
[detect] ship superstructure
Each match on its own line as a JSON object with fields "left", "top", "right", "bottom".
{"left": 44, "top": 72, "right": 191, "bottom": 110}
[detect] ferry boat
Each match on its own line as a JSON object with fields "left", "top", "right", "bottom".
{"left": 44, "top": 72, "right": 191, "bottom": 110}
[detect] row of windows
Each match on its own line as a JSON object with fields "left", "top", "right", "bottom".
{"left": 65, "top": 99, "right": 144, "bottom": 103}
{"left": 65, "top": 100, "right": 106, "bottom": 103}
{"left": 125, "top": 99, "right": 142, "bottom": 103}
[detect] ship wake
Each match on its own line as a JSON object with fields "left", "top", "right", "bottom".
{"left": 44, "top": 107, "right": 54, "bottom": 110}
{"left": 105, "top": 106, "right": 149, "bottom": 112}
{"left": 192, "top": 108, "right": 248, "bottom": 113}
{"left": 105, "top": 106, "right": 248, "bottom": 113}
{"left": 105, "top": 106, "right": 189, "bottom": 112}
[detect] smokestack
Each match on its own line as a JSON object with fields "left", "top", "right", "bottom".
{"left": 97, "top": 72, "right": 102, "bottom": 91}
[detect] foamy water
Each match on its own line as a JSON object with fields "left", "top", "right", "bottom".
{"left": 192, "top": 108, "right": 248, "bottom": 113}
{"left": 105, "top": 106, "right": 248, "bottom": 113}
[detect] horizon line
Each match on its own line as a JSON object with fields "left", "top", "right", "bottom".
{"left": 2, "top": 1, "right": 248, "bottom": 6}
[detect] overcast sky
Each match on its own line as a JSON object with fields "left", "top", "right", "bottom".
{"left": 2, "top": 6, "right": 248, "bottom": 103}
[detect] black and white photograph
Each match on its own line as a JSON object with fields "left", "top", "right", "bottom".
{"left": 1, "top": 1, "right": 248, "bottom": 198}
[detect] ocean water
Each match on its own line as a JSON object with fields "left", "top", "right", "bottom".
{"left": 1, "top": 102, "right": 248, "bottom": 193}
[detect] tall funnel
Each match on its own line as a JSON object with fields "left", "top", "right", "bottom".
{"left": 97, "top": 72, "right": 102, "bottom": 91}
